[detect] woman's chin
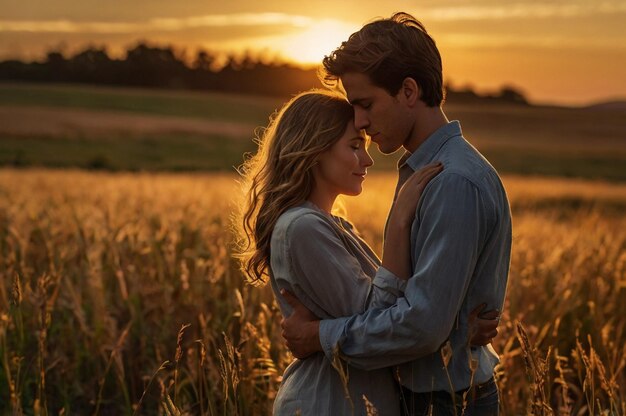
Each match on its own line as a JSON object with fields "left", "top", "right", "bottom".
{"left": 344, "top": 187, "right": 363, "bottom": 196}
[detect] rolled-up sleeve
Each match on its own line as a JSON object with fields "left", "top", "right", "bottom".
{"left": 319, "top": 173, "right": 487, "bottom": 369}
{"left": 371, "top": 266, "right": 407, "bottom": 306}
{"left": 272, "top": 213, "right": 405, "bottom": 320}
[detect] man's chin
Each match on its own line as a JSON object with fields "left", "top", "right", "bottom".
{"left": 376, "top": 144, "right": 401, "bottom": 155}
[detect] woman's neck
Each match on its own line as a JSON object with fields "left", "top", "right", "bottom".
{"left": 307, "top": 187, "right": 336, "bottom": 213}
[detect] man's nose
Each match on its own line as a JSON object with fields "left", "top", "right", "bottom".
{"left": 354, "top": 108, "right": 369, "bottom": 130}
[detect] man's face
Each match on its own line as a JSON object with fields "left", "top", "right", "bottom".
{"left": 341, "top": 72, "right": 414, "bottom": 155}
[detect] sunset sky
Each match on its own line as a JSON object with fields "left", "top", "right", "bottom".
{"left": 1, "top": 0, "right": 625, "bottom": 105}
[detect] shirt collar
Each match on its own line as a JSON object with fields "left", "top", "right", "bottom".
{"left": 399, "top": 121, "right": 463, "bottom": 171}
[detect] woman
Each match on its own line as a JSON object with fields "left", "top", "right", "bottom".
{"left": 238, "top": 89, "right": 485, "bottom": 415}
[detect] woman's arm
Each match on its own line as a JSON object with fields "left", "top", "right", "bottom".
{"left": 381, "top": 162, "right": 443, "bottom": 279}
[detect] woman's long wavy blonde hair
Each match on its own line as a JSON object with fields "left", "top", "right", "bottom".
{"left": 237, "top": 89, "right": 354, "bottom": 285}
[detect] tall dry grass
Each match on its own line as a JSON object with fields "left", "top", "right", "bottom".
{"left": 0, "top": 168, "right": 625, "bottom": 415}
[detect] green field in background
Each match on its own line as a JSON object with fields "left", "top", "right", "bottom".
{"left": 0, "top": 134, "right": 248, "bottom": 171}
{"left": 1, "top": 83, "right": 625, "bottom": 180}
{"left": 0, "top": 82, "right": 283, "bottom": 124}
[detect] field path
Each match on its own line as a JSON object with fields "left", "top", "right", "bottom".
{"left": 0, "top": 105, "right": 256, "bottom": 139}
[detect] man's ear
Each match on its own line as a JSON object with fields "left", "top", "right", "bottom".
{"left": 400, "top": 77, "right": 420, "bottom": 107}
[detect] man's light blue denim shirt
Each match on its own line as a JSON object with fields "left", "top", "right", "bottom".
{"left": 319, "top": 121, "right": 512, "bottom": 393}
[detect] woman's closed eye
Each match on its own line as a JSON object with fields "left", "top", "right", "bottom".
{"left": 350, "top": 137, "right": 365, "bottom": 150}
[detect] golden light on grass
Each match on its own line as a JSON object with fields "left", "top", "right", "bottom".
{"left": 1, "top": 168, "right": 625, "bottom": 414}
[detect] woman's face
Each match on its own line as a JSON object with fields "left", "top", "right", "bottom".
{"left": 312, "top": 121, "right": 374, "bottom": 197}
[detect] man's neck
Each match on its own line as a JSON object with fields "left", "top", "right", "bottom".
{"left": 404, "top": 107, "right": 449, "bottom": 153}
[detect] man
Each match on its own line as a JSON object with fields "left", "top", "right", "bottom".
{"left": 281, "top": 12, "right": 512, "bottom": 415}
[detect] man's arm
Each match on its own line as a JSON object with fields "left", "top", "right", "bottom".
{"left": 281, "top": 292, "right": 499, "bottom": 359}
{"left": 283, "top": 173, "right": 490, "bottom": 368}
{"left": 280, "top": 289, "right": 322, "bottom": 357}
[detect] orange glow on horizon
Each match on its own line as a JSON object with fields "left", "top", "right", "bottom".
{"left": 277, "top": 20, "right": 355, "bottom": 65}
{"left": 1, "top": 5, "right": 625, "bottom": 105}
{"left": 208, "top": 18, "right": 357, "bottom": 68}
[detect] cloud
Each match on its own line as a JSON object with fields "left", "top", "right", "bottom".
{"left": 0, "top": 13, "right": 316, "bottom": 34}
{"left": 3, "top": 3, "right": 625, "bottom": 35}
{"left": 151, "top": 13, "right": 313, "bottom": 30}
{"left": 417, "top": 2, "right": 626, "bottom": 21}
{"left": 0, "top": 20, "right": 138, "bottom": 33}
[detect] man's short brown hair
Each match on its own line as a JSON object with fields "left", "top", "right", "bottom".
{"left": 321, "top": 12, "right": 444, "bottom": 107}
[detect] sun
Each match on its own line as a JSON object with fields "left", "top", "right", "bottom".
{"left": 279, "top": 19, "right": 356, "bottom": 66}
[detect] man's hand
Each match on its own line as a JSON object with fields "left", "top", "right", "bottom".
{"left": 280, "top": 289, "right": 322, "bottom": 359}
{"left": 468, "top": 303, "right": 500, "bottom": 346}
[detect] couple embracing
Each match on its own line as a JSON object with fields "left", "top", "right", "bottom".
{"left": 239, "top": 12, "right": 511, "bottom": 416}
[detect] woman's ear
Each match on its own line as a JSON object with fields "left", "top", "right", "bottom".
{"left": 401, "top": 77, "right": 420, "bottom": 107}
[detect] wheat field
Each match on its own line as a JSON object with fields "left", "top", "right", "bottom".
{"left": 1, "top": 168, "right": 625, "bottom": 415}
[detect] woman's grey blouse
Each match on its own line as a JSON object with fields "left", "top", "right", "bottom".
{"left": 270, "top": 202, "right": 406, "bottom": 416}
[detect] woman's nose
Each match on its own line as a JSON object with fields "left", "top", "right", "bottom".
{"left": 362, "top": 150, "right": 374, "bottom": 167}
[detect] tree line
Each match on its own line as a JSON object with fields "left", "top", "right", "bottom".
{"left": 0, "top": 43, "right": 528, "bottom": 104}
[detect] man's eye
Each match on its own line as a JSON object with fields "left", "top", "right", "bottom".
{"left": 362, "top": 103, "right": 372, "bottom": 109}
